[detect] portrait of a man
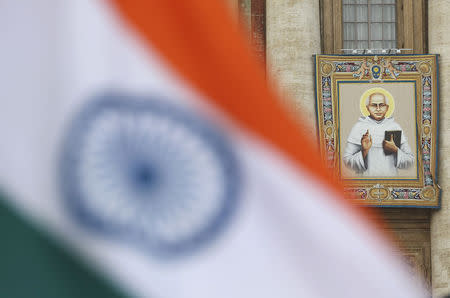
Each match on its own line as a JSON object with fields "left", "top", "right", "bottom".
{"left": 316, "top": 54, "right": 439, "bottom": 206}
{"left": 342, "top": 87, "right": 414, "bottom": 177}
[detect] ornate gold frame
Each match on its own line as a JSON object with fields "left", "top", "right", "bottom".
{"left": 314, "top": 54, "right": 440, "bottom": 207}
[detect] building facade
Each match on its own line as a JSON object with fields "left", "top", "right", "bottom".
{"left": 233, "top": 1, "right": 450, "bottom": 296}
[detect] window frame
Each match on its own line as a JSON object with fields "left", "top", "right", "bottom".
{"left": 342, "top": 1, "right": 397, "bottom": 51}
{"left": 320, "top": 0, "right": 428, "bottom": 54}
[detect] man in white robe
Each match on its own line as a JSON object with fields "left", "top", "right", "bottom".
{"left": 343, "top": 92, "right": 414, "bottom": 177}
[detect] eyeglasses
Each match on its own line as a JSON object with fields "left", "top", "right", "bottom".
{"left": 368, "top": 103, "right": 388, "bottom": 110}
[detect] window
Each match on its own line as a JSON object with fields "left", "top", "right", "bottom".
{"left": 320, "top": 0, "right": 427, "bottom": 54}
{"left": 342, "top": 0, "right": 396, "bottom": 52}
{"left": 238, "top": 0, "right": 266, "bottom": 66}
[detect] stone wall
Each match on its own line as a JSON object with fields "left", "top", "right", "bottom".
{"left": 429, "top": 1, "right": 450, "bottom": 297}
{"left": 266, "top": 0, "right": 320, "bottom": 137}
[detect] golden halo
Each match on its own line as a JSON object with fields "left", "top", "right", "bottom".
{"left": 359, "top": 87, "right": 395, "bottom": 117}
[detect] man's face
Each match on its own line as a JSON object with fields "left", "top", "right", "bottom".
{"left": 367, "top": 93, "right": 388, "bottom": 121}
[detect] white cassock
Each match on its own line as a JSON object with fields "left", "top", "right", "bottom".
{"left": 343, "top": 116, "right": 414, "bottom": 177}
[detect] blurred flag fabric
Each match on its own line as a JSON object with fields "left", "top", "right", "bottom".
{"left": 0, "top": 1, "right": 427, "bottom": 298}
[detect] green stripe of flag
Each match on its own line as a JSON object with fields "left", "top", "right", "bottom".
{"left": 0, "top": 194, "right": 130, "bottom": 298}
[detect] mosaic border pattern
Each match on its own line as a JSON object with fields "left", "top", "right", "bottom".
{"left": 315, "top": 55, "right": 440, "bottom": 208}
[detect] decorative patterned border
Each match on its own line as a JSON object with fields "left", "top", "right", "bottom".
{"left": 314, "top": 55, "right": 440, "bottom": 208}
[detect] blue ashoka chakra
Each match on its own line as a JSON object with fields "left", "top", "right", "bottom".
{"left": 60, "top": 93, "right": 240, "bottom": 257}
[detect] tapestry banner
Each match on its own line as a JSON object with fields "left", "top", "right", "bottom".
{"left": 314, "top": 54, "right": 440, "bottom": 207}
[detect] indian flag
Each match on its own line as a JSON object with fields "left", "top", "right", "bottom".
{"left": 0, "top": 1, "right": 426, "bottom": 297}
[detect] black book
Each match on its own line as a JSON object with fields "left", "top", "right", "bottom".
{"left": 384, "top": 130, "right": 402, "bottom": 147}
